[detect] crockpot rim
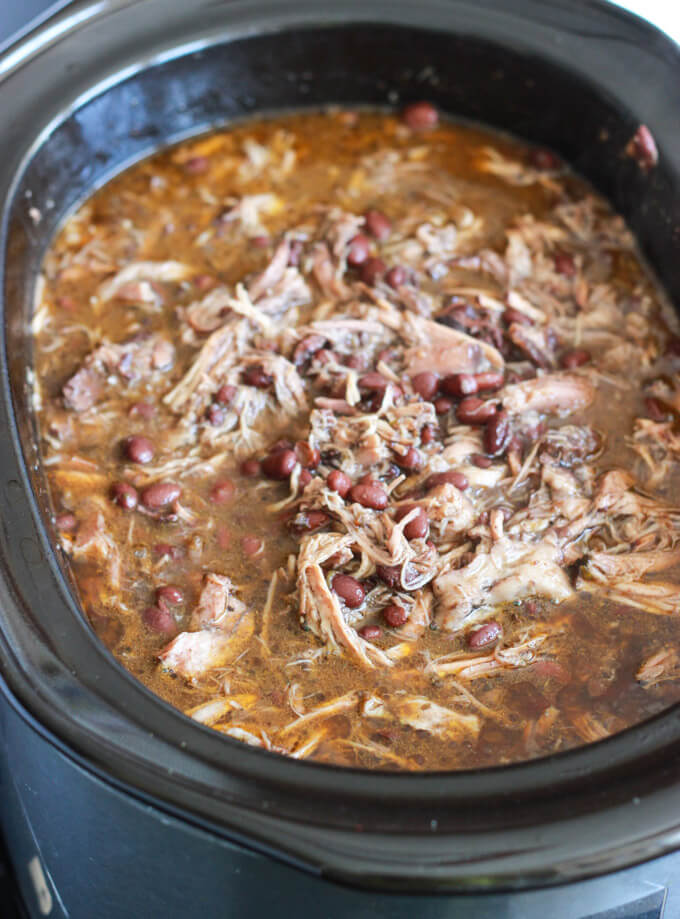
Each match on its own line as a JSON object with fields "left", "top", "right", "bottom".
{"left": 1, "top": 0, "right": 680, "bottom": 893}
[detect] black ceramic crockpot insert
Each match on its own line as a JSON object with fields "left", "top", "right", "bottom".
{"left": 0, "top": 0, "right": 680, "bottom": 892}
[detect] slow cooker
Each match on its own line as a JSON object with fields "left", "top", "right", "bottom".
{"left": 1, "top": 1, "right": 680, "bottom": 916}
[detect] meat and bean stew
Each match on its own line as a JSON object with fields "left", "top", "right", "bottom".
{"left": 32, "top": 107, "right": 680, "bottom": 770}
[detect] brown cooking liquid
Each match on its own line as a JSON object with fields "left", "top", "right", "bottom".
{"left": 32, "top": 108, "right": 680, "bottom": 770}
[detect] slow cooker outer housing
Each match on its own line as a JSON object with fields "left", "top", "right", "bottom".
{"left": 0, "top": 0, "right": 679, "bottom": 898}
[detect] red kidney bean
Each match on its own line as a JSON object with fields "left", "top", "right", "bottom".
{"left": 206, "top": 404, "right": 225, "bottom": 426}
{"left": 111, "top": 482, "right": 138, "bottom": 510}
{"left": 553, "top": 251, "right": 576, "bottom": 277}
{"left": 532, "top": 659, "right": 570, "bottom": 683}
{"left": 327, "top": 469, "right": 352, "bottom": 497}
{"left": 385, "top": 265, "right": 407, "bottom": 289}
{"left": 377, "top": 347, "right": 398, "bottom": 366}
{"left": 349, "top": 480, "right": 388, "bottom": 510}
{"left": 377, "top": 566, "right": 403, "bottom": 591}
{"left": 242, "top": 365, "right": 273, "bottom": 388}
{"left": 645, "top": 397, "right": 667, "bottom": 421}
{"left": 467, "top": 620, "right": 502, "bottom": 649}
{"left": 359, "top": 624, "right": 382, "bottom": 640}
{"left": 441, "top": 373, "right": 477, "bottom": 397}
{"left": 359, "top": 257, "right": 386, "bottom": 285}
{"left": 484, "top": 410, "right": 510, "bottom": 456}
{"left": 332, "top": 573, "right": 365, "bottom": 609}
{"left": 210, "top": 479, "right": 235, "bottom": 504}
{"left": 529, "top": 147, "right": 560, "bottom": 170}
{"left": 395, "top": 446, "right": 421, "bottom": 470}
{"left": 295, "top": 441, "right": 321, "bottom": 468}
{"left": 627, "top": 124, "right": 658, "bottom": 171}
{"left": 293, "top": 334, "right": 326, "bottom": 367}
{"left": 195, "top": 274, "right": 216, "bottom": 291}
{"left": 242, "top": 535, "right": 263, "bottom": 557}
{"left": 411, "top": 371, "right": 439, "bottom": 400}
{"left": 215, "top": 384, "right": 237, "bottom": 405}
{"left": 383, "top": 604, "right": 408, "bottom": 628}
{"left": 396, "top": 505, "right": 429, "bottom": 540}
{"left": 240, "top": 458, "right": 260, "bottom": 477}
{"left": 251, "top": 234, "right": 270, "bottom": 248}
{"left": 456, "top": 396, "right": 497, "bottom": 425}
{"left": 184, "top": 156, "right": 209, "bottom": 175}
{"left": 270, "top": 439, "right": 293, "bottom": 451}
{"left": 293, "top": 509, "right": 329, "bottom": 532}
{"left": 358, "top": 371, "right": 388, "bottom": 392}
{"left": 298, "top": 469, "right": 313, "bottom": 487}
{"left": 124, "top": 435, "right": 155, "bottom": 464}
{"left": 471, "top": 453, "right": 492, "bottom": 468}
{"left": 434, "top": 396, "right": 453, "bottom": 415}
{"left": 318, "top": 348, "right": 341, "bottom": 367}
{"left": 421, "top": 424, "right": 437, "bottom": 445}
{"left": 142, "top": 605, "right": 176, "bottom": 634}
{"left": 402, "top": 101, "right": 439, "bottom": 130}
{"left": 503, "top": 306, "right": 533, "bottom": 326}
{"left": 216, "top": 526, "right": 231, "bottom": 549}
{"left": 347, "top": 234, "right": 371, "bottom": 267}
{"left": 425, "top": 470, "right": 469, "bottom": 491}
{"left": 561, "top": 348, "right": 591, "bottom": 369}
{"left": 140, "top": 482, "right": 181, "bottom": 510}
{"left": 344, "top": 354, "right": 364, "bottom": 370}
{"left": 157, "top": 585, "right": 184, "bottom": 607}
{"left": 55, "top": 512, "right": 77, "bottom": 531}
{"left": 153, "top": 543, "right": 184, "bottom": 559}
{"left": 128, "top": 401, "right": 155, "bottom": 420}
{"left": 364, "top": 209, "right": 391, "bottom": 241}
{"left": 261, "top": 448, "right": 297, "bottom": 480}
{"left": 474, "top": 371, "right": 505, "bottom": 392}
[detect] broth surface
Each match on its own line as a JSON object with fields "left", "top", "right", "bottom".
{"left": 32, "top": 108, "right": 680, "bottom": 769}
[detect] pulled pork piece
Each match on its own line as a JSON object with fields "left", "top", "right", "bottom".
{"left": 427, "top": 625, "right": 556, "bottom": 679}
{"left": 279, "top": 691, "right": 360, "bottom": 736}
{"left": 364, "top": 695, "right": 480, "bottom": 740}
{"left": 636, "top": 649, "right": 679, "bottom": 688}
{"left": 191, "top": 572, "right": 247, "bottom": 629}
{"left": 220, "top": 193, "right": 283, "bottom": 235}
{"left": 582, "top": 547, "right": 680, "bottom": 583}
{"left": 541, "top": 425, "right": 601, "bottom": 467}
{"left": 296, "top": 533, "right": 393, "bottom": 668}
{"left": 502, "top": 373, "right": 594, "bottom": 417}
{"left": 165, "top": 325, "right": 306, "bottom": 426}
{"left": 159, "top": 573, "right": 252, "bottom": 682}
{"left": 311, "top": 242, "right": 351, "bottom": 300}
{"left": 629, "top": 419, "right": 680, "bottom": 488}
{"left": 434, "top": 537, "right": 573, "bottom": 632}
{"left": 248, "top": 238, "right": 312, "bottom": 314}
{"left": 163, "top": 319, "right": 251, "bottom": 414}
{"left": 69, "top": 507, "right": 122, "bottom": 589}
{"left": 507, "top": 321, "right": 557, "bottom": 369}
{"left": 400, "top": 483, "right": 475, "bottom": 543}
{"left": 183, "top": 269, "right": 309, "bottom": 335}
{"left": 63, "top": 334, "right": 175, "bottom": 411}
{"left": 308, "top": 401, "right": 437, "bottom": 478}
{"left": 477, "top": 146, "right": 564, "bottom": 191}
{"left": 96, "top": 260, "right": 193, "bottom": 303}
{"left": 402, "top": 313, "right": 504, "bottom": 377}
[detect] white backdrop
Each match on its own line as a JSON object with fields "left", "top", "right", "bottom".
{"left": 611, "top": 0, "right": 680, "bottom": 42}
